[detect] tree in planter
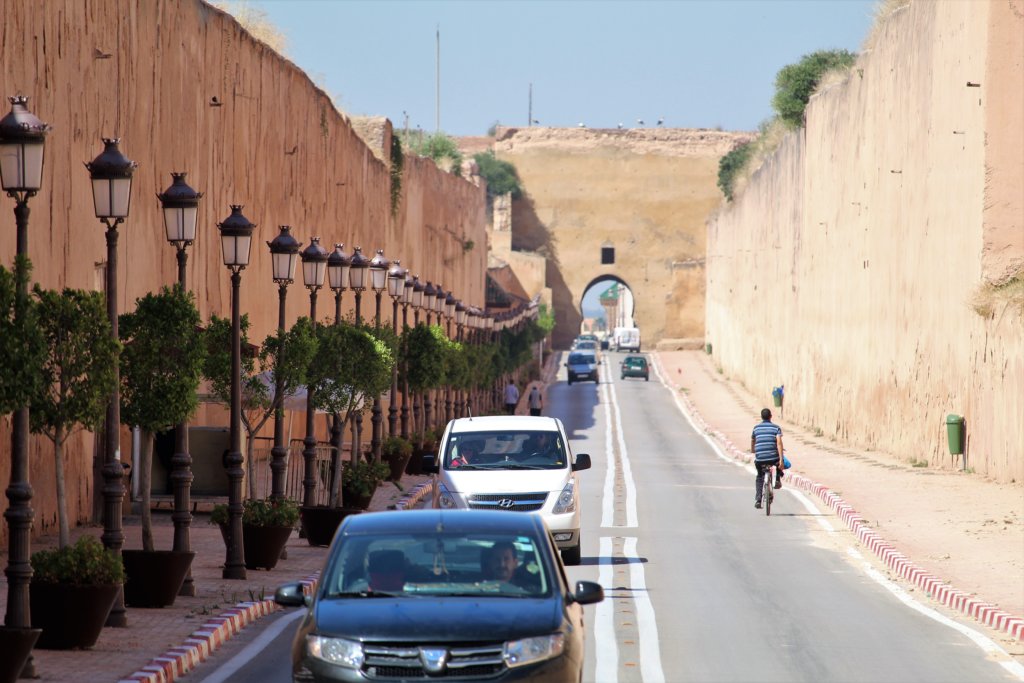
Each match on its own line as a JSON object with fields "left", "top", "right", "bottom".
{"left": 119, "top": 285, "right": 204, "bottom": 552}
{"left": 204, "top": 315, "right": 317, "bottom": 499}
{"left": 402, "top": 322, "right": 446, "bottom": 449}
{"left": 30, "top": 287, "right": 118, "bottom": 548}
{"left": 0, "top": 257, "right": 45, "bottom": 422}
{"left": 306, "top": 321, "right": 393, "bottom": 507}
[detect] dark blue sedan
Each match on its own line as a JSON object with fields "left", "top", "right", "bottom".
{"left": 274, "top": 509, "right": 604, "bottom": 682}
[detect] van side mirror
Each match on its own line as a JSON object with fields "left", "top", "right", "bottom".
{"left": 422, "top": 455, "right": 438, "bottom": 474}
{"left": 572, "top": 453, "right": 591, "bottom": 471}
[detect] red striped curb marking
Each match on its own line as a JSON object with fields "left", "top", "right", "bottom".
{"left": 118, "top": 573, "right": 320, "bottom": 683}
{"left": 395, "top": 479, "right": 435, "bottom": 510}
{"left": 653, "top": 353, "right": 1024, "bottom": 644}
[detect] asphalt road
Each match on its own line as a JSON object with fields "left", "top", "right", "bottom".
{"left": 188, "top": 350, "right": 1022, "bottom": 682}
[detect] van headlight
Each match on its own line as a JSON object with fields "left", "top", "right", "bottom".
{"left": 551, "top": 480, "right": 576, "bottom": 514}
{"left": 307, "top": 635, "right": 364, "bottom": 669}
{"left": 504, "top": 633, "right": 565, "bottom": 668}
{"left": 437, "top": 482, "right": 458, "bottom": 509}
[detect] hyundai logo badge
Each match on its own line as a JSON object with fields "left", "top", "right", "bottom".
{"left": 419, "top": 647, "right": 449, "bottom": 674}
{"left": 497, "top": 498, "right": 515, "bottom": 509}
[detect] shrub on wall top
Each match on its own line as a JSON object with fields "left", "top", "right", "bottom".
{"left": 772, "top": 49, "right": 857, "bottom": 128}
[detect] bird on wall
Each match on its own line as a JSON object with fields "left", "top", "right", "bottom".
{"left": 637, "top": 118, "right": 644, "bottom": 126}
{"left": 617, "top": 123, "right": 623, "bottom": 129}
{"left": 578, "top": 122, "right": 586, "bottom": 128}
{"left": 657, "top": 117, "right": 664, "bottom": 126}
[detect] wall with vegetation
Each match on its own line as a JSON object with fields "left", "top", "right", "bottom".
{"left": 0, "top": 0, "right": 486, "bottom": 541}
{"left": 706, "top": 0, "right": 1023, "bottom": 481}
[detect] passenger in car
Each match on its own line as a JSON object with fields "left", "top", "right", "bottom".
{"left": 367, "top": 549, "right": 407, "bottom": 591}
{"left": 481, "top": 541, "right": 540, "bottom": 590}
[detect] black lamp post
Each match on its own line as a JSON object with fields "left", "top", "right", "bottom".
{"left": 348, "top": 246, "right": 369, "bottom": 324}
{"left": 409, "top": 276, "right": 424, "bottom": 438}
{"left": 369, "top": 249, "right": 389, "bottom": 459}
{"left": 1, "top": 94, "right": 49, "bottom": 663}
{"left": 454, "top": 300, "right": 467, "bottom": 417}
{"left": 387, "top": 260, "right": 406, "bottom": 438}
{"left": 422, "top": 281, "right": 436, "bottom": 326}
{"left": 443, "top": 291, "right": 457, "bottom": 422}
{"left": 399, "top": 271, "right": 414, "bottom": 439}
{"left": 266, "top": 226, "right": 301, "bottom": 501}
{"left": 86, "top": 137, "right": 137, "bottom": 626}
{"left": 300, "top": 237, "right": 328, "bottom": 507}
{"left": 157, "top": 171, "right": 203, "bottom": 597}
{"left": 434, "top": 285, "right": 448, "bottom": 428}
{"left": 216, "top": 205, "right": 256, "bottom": 580}
{"left": 327, "top": 243, "right": 350, "bottom": 325}
{"left": 421, "top": 282, "right": 437, "bottom": 429}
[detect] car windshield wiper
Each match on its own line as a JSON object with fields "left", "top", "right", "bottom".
{"left": 328, "top": 590, "right": 402, "bottom": 598}
{"left": 499, "top": 464, "right": 548, "bottom": 470}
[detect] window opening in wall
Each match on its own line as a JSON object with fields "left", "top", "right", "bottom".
{"left": 601, "top": 241, "right": 614, "bottom": 265}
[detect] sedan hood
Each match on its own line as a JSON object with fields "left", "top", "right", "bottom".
{"left": 313, "top": 596, "right": 563, "bottom": 642}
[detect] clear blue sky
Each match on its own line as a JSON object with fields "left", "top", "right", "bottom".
{"left": 242, "top": 0, "right": 878, "bottom": 136}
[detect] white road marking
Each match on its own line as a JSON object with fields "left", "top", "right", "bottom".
{"left": 595, "top": 536, "right": 619, "bottom": 682}
{"left": 847, "top": 547, "right": 1024, "bottom": 682}
{"left": 600, "top": 381, "right": 617, "bottom": 528}
{"left": 623, "top": 537, "right": 666, "bottom": 683}
{"left": 199, "top": 607, "right": 305, "bottom": 683}
{"left": 605, "top": 378, "right": 638, "bottom": 528}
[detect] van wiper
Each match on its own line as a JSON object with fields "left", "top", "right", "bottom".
{"left": 500, "top": 464, "right": 547, "bottom": 470}
{"left": 329, "top": 590, "right": 401, "bottom": 598}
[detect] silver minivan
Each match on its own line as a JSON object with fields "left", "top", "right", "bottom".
{"left": 565, "top": 350, "right": 598, "bottom": 384}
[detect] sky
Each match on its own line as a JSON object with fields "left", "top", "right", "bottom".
{"left": 243, "top": 0, "right": 879, "bottom": 137}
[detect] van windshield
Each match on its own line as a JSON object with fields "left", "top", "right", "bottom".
{"left": 444, "top": 431, "right": 568, "bottom": 470}
{"left": 568, "top": 353, "right": 593, "bottom": 365}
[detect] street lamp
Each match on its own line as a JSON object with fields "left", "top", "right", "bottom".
{"left": 157, "top": 171, "right": 203, "bottom": 597}
{"left": 387, "top": 259, "right": 406, "bottom": 438}
{"left": 454, "top": 300, "right": 467, "bottom": 417}
{"left": 300, "top": 237, "right": 328, "bottom": 507}
{"left": 0, "top": 94, "right": 49, "bottom": 657}
{"left": 422, "top": 281, "right": 436, "bottom": 325}
{"left": 86, "top": 137, "right": 137, "bottom": 626}
{"left": 369, "top": 249, "right": 389, "bottom": 460}
{"left": 400, "top": 272, "right": 414, "bottom": 438}
{"left": 327, "top": 243, "right": 350, "bottom": 324}
{"left": 411, "top": 275, "right": 424, "bottom": 324}
{"left": 348, "top": 246, "right": 369, "bottom": 324}
{"left": 445, "top": 291, "right": 457, "bottom": 335}
{"left": 266, "top": 226, "right": 302, "bottom": 501}
{"left": 216, "top": 205, "right": 255, "bottom": 580}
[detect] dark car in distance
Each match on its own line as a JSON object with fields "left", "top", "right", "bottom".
{"left": 620, "top": 355, "right": 649, "bottom": 381}
{"left": 274, "top": 509, "right": 604, "bottom": 682}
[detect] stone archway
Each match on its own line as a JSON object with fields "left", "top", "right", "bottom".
{"left": 579, "top": 275, "right": 635, "bottom": 336}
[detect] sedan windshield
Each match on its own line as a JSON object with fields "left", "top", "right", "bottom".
{"left": 322, "top": 532, "right": 551, "bottom": 599}
{"left": 444, "top": 430, "right": 568, "bottom": 470}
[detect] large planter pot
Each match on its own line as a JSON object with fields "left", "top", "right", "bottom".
{"left": 340, "top": 484, "right": 376, "bottom": 511}
{"left": 0, "top": 626, "right": 40, "bottom": 683}
{"left": 242, "top": 523, "right": 293, "bottom": 570}
{"left": 300, "top": 506, "right": 363, "bottom": 547}
{"left": 122, "top": 550, "right": 195, "bottom": 608}
{"left": 405, "top": 448, "right": 431, "bottom": 475}
{"left": 30, "top": 581, "right": 119, "bottom": 649}
{"left": 385, "top": 451, "right": 413, "bottom": 482}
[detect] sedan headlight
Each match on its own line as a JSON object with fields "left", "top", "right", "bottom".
{"left": 307, "top": 635, "right": 364, "bottom": 669}
{"left": 551, "top": 479, "right": 576, "bottom": 514}
{"left": 504, "top": 633, "right": 565, "bottom": 668}
{"left": 437, "top": 482, "right": 458, "bottom": 509}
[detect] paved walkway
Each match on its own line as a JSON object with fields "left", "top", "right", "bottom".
{"left": 2, "top": 349, "right": 1020, "bottom": 681}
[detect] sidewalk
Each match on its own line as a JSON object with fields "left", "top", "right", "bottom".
{"left": 654, "top": 350, "right": 1024, "bottom": 646}
{"left": 0, "top": 474, "right": 431, "bottom": 683}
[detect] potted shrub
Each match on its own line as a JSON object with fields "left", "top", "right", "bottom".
{"left": 240, "top": 497, "right": 299, "bottom": 570}
{"left": 382, "top": 435, "right": 413, "bottom": 482}
{"left": 340, "top": 457, "right": 391, "bottom": 510}
{"left": 402, "top": 323, "right": 445, "bottom": 474}
{"left": 118, "top": 286, "right": 204, "bottom": 608}
{"left": 29, "top": 536, "right": 124, "bottom": 649}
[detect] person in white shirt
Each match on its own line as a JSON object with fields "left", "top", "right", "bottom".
{"left": 528, "top": 386, "right": 543, "bottom": 416}
{"left": 503, "top": 381, "right": 520, "bottom": 414}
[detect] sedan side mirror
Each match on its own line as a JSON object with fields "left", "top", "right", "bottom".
{"left": 275, "top": 582, "right": 312, "bottom": 608}
{"left": 422, "top": 454, "right": 439, "bottom": 474}
{"left": 572, "top": 580, "right": 604, "bottom": 605}
{"left": 572, "top": 453, "right": 591, "bottom": 472}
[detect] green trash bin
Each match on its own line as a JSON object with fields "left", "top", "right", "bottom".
{"left": 946, "top": 414, "right": 964, "bottom": 455}
{"left": 772, "top": 386, "right": 784, "bottom": 407}
{"left": 705, "top": 343, "right": 712, "bottom": 355}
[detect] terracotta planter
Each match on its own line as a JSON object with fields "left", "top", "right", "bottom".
{"left": 122, "top": 550, "right": 195, "bottom": 608}
{"left": 30, "top": 582, "right": 119, "bottom": 649}
{"left": 242, "top": 523, "right": 293, "bottom": 570}
{"left": 300, "top": 506, "right": 362, "bottom": 547}
{"left": 0, "top": 627, "right": 40, "bottom": 683}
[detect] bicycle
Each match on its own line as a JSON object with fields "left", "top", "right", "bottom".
{"left": 760, "top": 463, "right": 777, "bottom": 516}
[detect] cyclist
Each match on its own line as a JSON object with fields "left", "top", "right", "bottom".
{"left": 751, "top": 408, "right": 784, "bottom": 509}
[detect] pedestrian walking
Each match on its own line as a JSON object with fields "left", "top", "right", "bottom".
{"left": 528, "top": 385, "right": 543, "bottom": 416}
{"left": 503, "top": 380, "right": 520, "bottom": 414}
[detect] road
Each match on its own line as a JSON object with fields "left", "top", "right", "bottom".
{"left": 187, "top": 350, "right": 1022, "bottom": 683}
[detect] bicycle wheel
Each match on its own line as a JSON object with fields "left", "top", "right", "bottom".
{"left": 764, "top": 468, "right": 773, "bottom": 516}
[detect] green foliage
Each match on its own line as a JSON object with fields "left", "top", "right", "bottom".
{"left": 31, "top": 535, "right": 125, "bottom": 586}
{"left": 119, "top": 285, "right": 205, "bottom": 432}
{"left": 243, "top": 497, "right": 300, "bottom": 527}
{"left": 210, "top": 503, "right": 228, "bottom": 526}
{"left": 258, "top": 317, "right": 318, "bottom": 415}
{"left": 30, "top": 288, "right": 118, "bottom": 441}
{"left": 536, "top": 305, "right": 555, "bottom": 336}
{"left": 341, "top": 458, "right": 391, "bottom": 498}
{"left": 390, "top": 134, "right": 404, "bottom": 217}
{"left": 382, "top": 435, "right": 413, "bottom": 458}
{"left": 202, "top": 314, "right": 256, "bottom": 410}
{"left": 307, "top": 321, "right": 393, "bottom": 421}
{"left": 717, "top": 141, "right": 754, "bottom": 201}
{"left": 473, "top": 150, "right": 522, "bottom": 199}
{"left": 399, "top": 130, "right": 463, "bottom": 175}
{"left": 403, "top": 323, "right": 447, "bottom": 391}
{"left": 772, "top": 49, "right": 857, "bottom": 128}
{"left": 442, "top": 338, "right": 470, "bottom": 389}
{"left": 0, "top": 257, "right": 45, "bottom": 414}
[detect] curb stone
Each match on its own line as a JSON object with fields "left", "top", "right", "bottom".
{"left": 651, "top": 352, "right": 1024, "bottom": 644}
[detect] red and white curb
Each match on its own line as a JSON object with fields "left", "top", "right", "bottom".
{"left": 118, "top": 573, "right": 320, "bottom": 683}
{"left": 653, "top": 353, "right": 1024, "bottom": 644}
{"left": 394, "top": 479, "right": 435, "bottom": 510}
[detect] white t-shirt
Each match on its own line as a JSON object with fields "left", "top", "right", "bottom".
{"left": 504, "top": 383, "right": 520, "bottom": 405}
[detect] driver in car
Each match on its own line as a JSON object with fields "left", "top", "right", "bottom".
{"left": 481, "top": 541, "right": 539, "bottom": 590}
{"left": 520, "top": 432, "right": 563, "bottom": 465}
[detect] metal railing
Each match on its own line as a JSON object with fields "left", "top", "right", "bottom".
{"left": 247, "top": 437, "right": 340, "bottom": 506}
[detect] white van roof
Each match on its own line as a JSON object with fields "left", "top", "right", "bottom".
{"left": 448, "top": 415, "right": 561, "bottom": 434}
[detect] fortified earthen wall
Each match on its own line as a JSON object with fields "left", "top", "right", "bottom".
{"left": 493, "top": 126, "right": 749, "bottom": 349}
{"left": 706, "top": 0, "right": 1023, "bottom": 481}
{"left": 0, "top": 0, "right": 487, "bottom": 542}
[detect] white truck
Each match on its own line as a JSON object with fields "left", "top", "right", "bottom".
{"left": 613, "top": 326, "right": 641, "bottom": 352}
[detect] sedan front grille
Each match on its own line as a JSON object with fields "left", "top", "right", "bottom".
{"left": 467, "top": 492, "right": 548, "bottom": 512}
{"left": 363, "top": 642, "right": 506, "bottom": 679}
